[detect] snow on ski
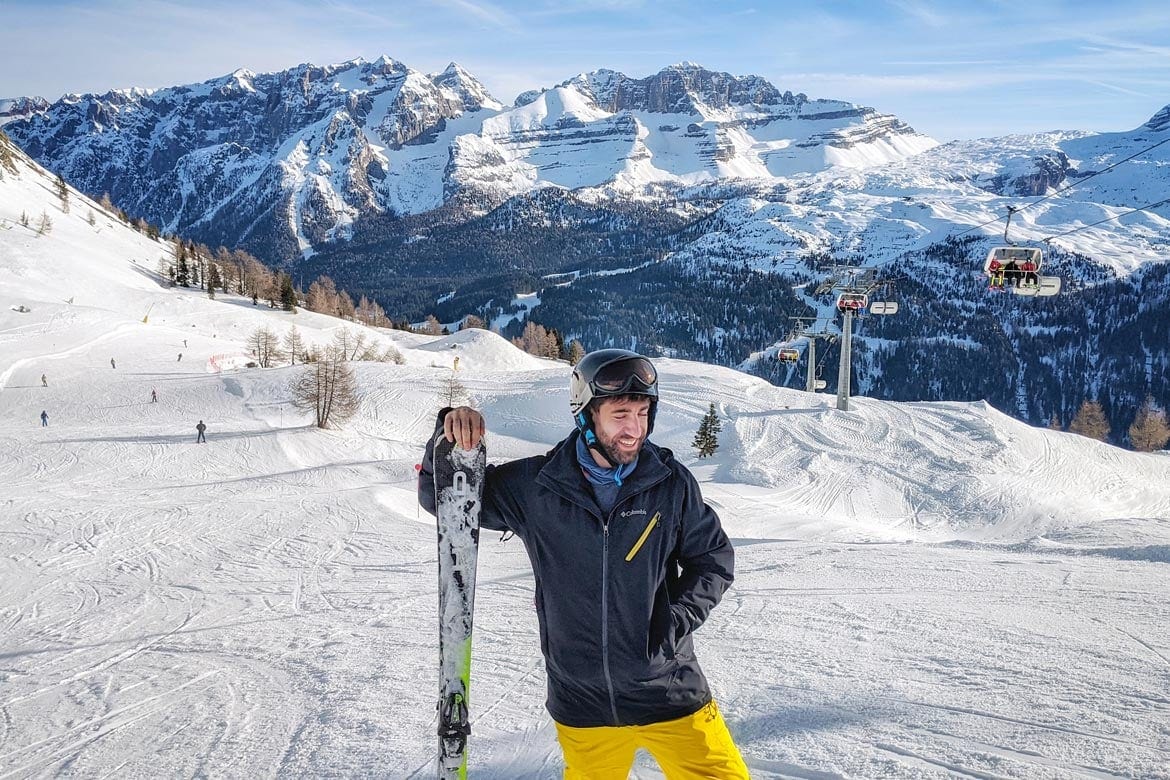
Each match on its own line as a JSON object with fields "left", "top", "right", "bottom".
{"left": 432, "top": 433, "right": 486, "bottom": 779}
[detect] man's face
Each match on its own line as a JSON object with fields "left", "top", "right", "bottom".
{"left": 592, "top": 396, "right": 651, "bottom": 465}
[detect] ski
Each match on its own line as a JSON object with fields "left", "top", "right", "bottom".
{"left": 432, "top": 433, "right": 486, "bottom": 779}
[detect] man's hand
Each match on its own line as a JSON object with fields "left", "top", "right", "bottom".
{"left": 444, "top": 406, "right": 486, "bottom": 450}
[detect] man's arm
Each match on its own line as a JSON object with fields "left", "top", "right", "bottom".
{"left": 669, "top": 469, "right": 735, "bottom": 643}
{"left": 418, "top": 406, "right": 516, "bottom": 534}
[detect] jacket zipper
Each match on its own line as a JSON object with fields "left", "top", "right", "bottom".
{"left": 600, "top": 517, "right": 620, "bottom": 725}
{"left": 624, "top": 512, "right": 660, "bottom": 562}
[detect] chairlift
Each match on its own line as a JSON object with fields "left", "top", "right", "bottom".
{"left": 778, "top": 348, "right": 800, "bottom": 363}
{"left": 983, "top": 206, "right": 1060, "bottom": 296}
{"left": 869, "top": 301, "right": 899, "bottom": 315}
{"left": 983, "top": 246, "right": 1059, "bottom": 297}
{"left": 836, "top": 292, "right": 868, "bottom": 313}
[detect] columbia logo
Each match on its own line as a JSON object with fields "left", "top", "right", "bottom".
{"left": 621, "top": 509, "right": 648, "bottom": 518}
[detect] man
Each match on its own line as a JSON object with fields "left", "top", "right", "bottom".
{"left": 40, "top": 410, "right": 48, "bottom": 427}
{"left": 419, "top": 349, "right": 748, "bottom": 778}
{"left": 195, "top": 420, "right": 206, "bottom": 443}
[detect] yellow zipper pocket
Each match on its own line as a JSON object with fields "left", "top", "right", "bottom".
{"left": 625, "top": 512, "right": 661, "bottom": 562}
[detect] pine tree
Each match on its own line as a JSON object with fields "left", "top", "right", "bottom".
{"left": 1068, "top": 400, "right": 1110, "bottom": 442}
{"left": 1128, "top": 396, "right": 1170, "bottom": 452}
{"left": 207, "top": 263, "right": 223, "bottom": 299}
{"left": 175, "top": 242, "right": 190, "bottom": 286}
{"left": 280, "top": 273, "right": 297, "bottom": 311}
{"left": 37, "top": 212, "right": 53, "bottom": 235}
{"left": 566, "top": 339, "right": 586, "bottom": 366}
{"left": 55, "top": 174, "right": 69, "bottom": 214}
{"left": 692, "top": 403, "right": 722, "bottom": 458}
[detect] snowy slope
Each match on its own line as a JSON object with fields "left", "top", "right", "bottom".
{"left": 2, "top": 145, "right": 1169, "bottom": 778}
{"left": 672, "top": 110, "right": 1170, "bottom": 277}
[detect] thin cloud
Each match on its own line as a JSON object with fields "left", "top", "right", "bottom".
{"left": 1083, "top": 80, "right": 1151, "bottom": 98}
{"left": 435, "top": 0, "right": 518, "bottom": 30}
{"left": 884, "top": 0, "right": 949, "bottom": 28}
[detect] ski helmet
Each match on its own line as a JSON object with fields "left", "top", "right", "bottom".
{"left": 570, "top": 349, "right": 659, "bottom": 454}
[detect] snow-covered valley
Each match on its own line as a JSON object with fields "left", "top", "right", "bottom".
{"left": 2, "top": 125, "right": 1170, "bottom": 779}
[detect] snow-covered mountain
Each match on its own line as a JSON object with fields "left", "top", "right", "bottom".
{"left": 3, "top": 60, "right": 934, "bottom": 261}
{"left": 0, "top": 95, "right": 49, "bottom": 125}
{"left": 3, "top": 57, "right": 505, "bottom": 260}
{"left": 2, "top": 131, "right": 1169, "bottom": 778}
{"left": 448, "top": 62, "right": 934, "bottom": 201}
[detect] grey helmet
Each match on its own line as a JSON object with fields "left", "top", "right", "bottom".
{"left": 570, "top": 349, "right": 659, "bottom": 458}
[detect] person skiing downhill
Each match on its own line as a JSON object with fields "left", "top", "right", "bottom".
{"left": 41, "top": 373, "right": 47, "bottom": 387}
{"left": 419, "top": 349, "right": 748, "bottom": 778}
{"left": 195, "top": 420, "right": 206, "bottom": 443}
{"left": 151, "top": 388, "right": 158, "bottom": 403}
{"left": 40, "top": 410, "right": 48, "bottom": 427}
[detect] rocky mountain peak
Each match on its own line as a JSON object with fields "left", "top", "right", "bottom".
{"left": 1144, "top": 104, "right": 1170, "bottom": 133}
{"left": 564, "top": 63, "right": 786, "bottom": 114}
{"left": 0, "top": 96, "right": 49, "bottom": 126}
{"left": 431, "top": 61, "right": 502, "bottom": 111}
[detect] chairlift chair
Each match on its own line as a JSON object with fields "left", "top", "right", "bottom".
{"left": 836, "top": 292, "right": 868, "bottom": 313}
{"left": 984, "top": 246, "right": 1059, "bottom": 296}
{"left": 778, "top": 348, "right": 800, "bottom": 363}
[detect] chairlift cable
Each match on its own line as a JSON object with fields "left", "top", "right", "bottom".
{"left": 1040, "top": 197, "right": 1170, "bottom": 242}
{"left": 955, "top": 135, "right": 1170, "bottom": 237}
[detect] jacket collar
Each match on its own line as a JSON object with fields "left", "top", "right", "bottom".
{"left": 536, "top": 430, "right": 672, "bottom": 519}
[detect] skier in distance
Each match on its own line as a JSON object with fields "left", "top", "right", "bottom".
{"left": 419, "top": 349, "right": 747, "bottom": 778}
{"left": 195, "top": 420, "right": 206, "bottom": 443}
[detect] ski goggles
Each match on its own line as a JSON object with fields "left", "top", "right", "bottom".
{"left": 592, "top": 357, "right": 657, "bottom": 394}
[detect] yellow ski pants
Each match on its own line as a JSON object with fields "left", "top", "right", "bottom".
{"left": 554, "top": 701, "right": 750, "bottom": 779}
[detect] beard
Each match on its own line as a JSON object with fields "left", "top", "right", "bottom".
{"left": 596, "top": 428, "right": 645, "bottom": 466}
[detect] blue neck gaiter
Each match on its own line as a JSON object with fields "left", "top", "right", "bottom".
{"left": 576, "top": 435, "right": 638, "bottom": 487}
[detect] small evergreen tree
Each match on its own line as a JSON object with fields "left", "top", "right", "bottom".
{"left": 37, "top": 211, "right": 52, "bottom": 235}
{"left": 1069, "top": 400, "right": 1110, "bottom": 442}
{"left": 207, "top": 262, "right": 223, "bottom": 298}
{"left": 175, "top": 242, "right": 190, "bottom": 287}
{"left": 280, "top": 273, "right": 298, "bottom": 311}
{"left": 1128, "top": 396, "right": 1170, "bottom": 452}
{"left": 55, "top": 174, "right": 69, "bottom": 213}
{"left": 692, "top": 403, "right": 722, "bottom": 458}
{"left": 566, "top": 339, "right": 586, "bottom": 366}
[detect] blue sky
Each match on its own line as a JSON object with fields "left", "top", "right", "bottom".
{"left": 3, "top": 0, "right": 1169, "bottom": 141}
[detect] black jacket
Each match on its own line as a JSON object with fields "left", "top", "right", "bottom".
{"left": 419, "top": 411, "right": 735, "bottom": 728}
